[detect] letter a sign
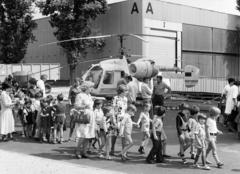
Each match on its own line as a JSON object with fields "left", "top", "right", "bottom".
{"left": 146, "top": 2, "right": 153, "bottom": 14}
{"left": 131, "top": 2, "right": 139, "bottom": 14}
{"left": 131, "top": 2, "right": 153, "bottom": 15}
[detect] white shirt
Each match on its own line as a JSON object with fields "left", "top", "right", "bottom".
{"left": 206, "top": 118, "right": 218, "bottom": 134}
{"left": 225, "top": 85, "right": 238, "bottom": 114}
{"left": 36, "top": 79, "right": 46, "bottom": 98}
{"left": 222, "top": 84, "right": 230, "bottom": 97}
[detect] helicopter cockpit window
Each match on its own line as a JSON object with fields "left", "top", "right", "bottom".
{"left": 103, "top": 71, "right": 114, "bottom": 85}
{"left": 85, "top": 66, "right": 103, "bottom": 88}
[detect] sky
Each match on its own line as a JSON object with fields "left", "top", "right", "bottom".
{"left": 33, "top": 0, "right": 240, "bottom": 19}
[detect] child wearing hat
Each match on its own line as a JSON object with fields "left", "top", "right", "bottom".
{"left": 146, "top": 106, "right": 165, "bottom": 164}
{"left": 176, "top": 103, "right": 191, "bottom": 164}
{"left": 119, "top": 104, "right": 138, "bottom": 161}
{"left": 205, "top": 106, "right": 224, "bottom": 168}
{"left": 193, "top": 113, "right": 210, "bottom": 170}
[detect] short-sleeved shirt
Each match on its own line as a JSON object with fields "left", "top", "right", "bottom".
{"left": 141, "top": 83, "right": 152, "bottom": 99}
{"left": 121, "top": 113, "right": 133, "bottom": 136}
{"left": 94, "top": 108, "right": 104, "bottom": 129}
{"left": 188, "top": 118, "right": 197, "bottom": 132}
{"left": 154, "top": 82, "right": 169, "bottom": 96}
{"left": 152, "top": 116, "right": 163, "bottom": 132}
{"left": 127, "top": 81, "right": 138, "bottom": 103}
{"left": 138, "top": 112, "right": 150, "bottom": 132}
{"left": 53, "top": 102, "right": 66, "bottom": 115}
{"left": 225, "top": 85, "right": 238, "bottom": 114}
{"left": 206, "top": 117, "right": 218, "bottom": 134}
{"left": 37, "top": 79, "right": 46, "bottom": 98}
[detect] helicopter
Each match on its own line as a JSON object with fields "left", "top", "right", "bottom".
{"left": 40, "top": 33, "right": 200, "bottom": 98}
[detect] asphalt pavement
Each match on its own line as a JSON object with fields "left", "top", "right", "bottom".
{"left": 0, "top": 100, "right": 240, "bottom": 174}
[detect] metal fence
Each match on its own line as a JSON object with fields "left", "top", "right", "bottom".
{"left": 0, "top": 63, "right": 60, "bottom": 82}
{"left": 170, "top": 77, "right": 227, "bottom": 94}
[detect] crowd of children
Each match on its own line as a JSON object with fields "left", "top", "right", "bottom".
{"left": 0, "top": 77, "right": 225, "bottom": 171}
{"left": 176, "top": 103, "right": 224, "bottom": 170}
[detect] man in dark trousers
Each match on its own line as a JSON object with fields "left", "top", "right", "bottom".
{"left": 152, "top": 73, "right": 171, "bottom": 107}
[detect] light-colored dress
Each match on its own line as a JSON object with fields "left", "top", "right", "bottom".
{"left": 194, "top": 123, "right": 206, "bottom": 149}
{"left": 0, "top": 91, "right": 15, "bottom": 135}
{"left": 74, "top": 93, "right": 94, "bottom": 139}
{"left": 138, "top": 112, "right": 150, "bottom": 132}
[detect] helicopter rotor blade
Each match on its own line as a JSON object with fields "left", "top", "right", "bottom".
{"left": 39, "top": 34, "right": 118, "bottom": 47}
{"left": 125, "top": 34, "right": 148, "bottom": 42}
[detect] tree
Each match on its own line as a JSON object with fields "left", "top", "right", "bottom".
{"left": 37, "top": 0, "right": 108, "bottom": 82}
{"left": 0, "top": 0, "right": 37, "bottom": 63}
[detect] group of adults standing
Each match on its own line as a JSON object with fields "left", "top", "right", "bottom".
{"left": 0, "top": 74, "right": 47, "bottom": 141}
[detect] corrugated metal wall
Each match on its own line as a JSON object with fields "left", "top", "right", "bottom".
{"left": 182, "top": 24, "right": 240, "bottom": 78}
{"left": 170, "top": 77, "right": 227, "bottom": 94}
{"left": 143, "top": 0, "right": 240, "bottom": 30}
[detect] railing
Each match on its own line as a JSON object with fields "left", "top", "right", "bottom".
{"left": 0, "top": 63, "right": 60, "bottom": 82}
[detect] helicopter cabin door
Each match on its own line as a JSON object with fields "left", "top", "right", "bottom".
{"left": 99, "top": 70, "right": 120, "bottom": 97}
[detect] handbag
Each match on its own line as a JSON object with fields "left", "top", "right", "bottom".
{"left": 73, "top": 109, "right": 90, "bottom": 124}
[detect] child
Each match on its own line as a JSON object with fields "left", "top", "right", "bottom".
{"left": 234, "top": 95, "right": 240, "bottom": 139}
{"left": 188, "top": 105, "right": 200, "bottom": 159}
{"left": 119, "top": 104, "right": 138, "bottom": 161}
{"left": 137, "top": 102, "right": 151, "bottom": 154}
{"left": 39, "top": 98, "right": 52, "bottom": 143}
{"left": 146, "top": 106, "right": 165, "bottom": 164}
{"left": 160, "top": 109, "right": 170, "bottom": 158}
{"left": 176, "top": 103, "right": 191, "bottom": 164}
{"left": 205, "top": 107, "right": 224, "bottom": 168}
{"left": 22, "top": 98, "right": 34, "bottom": 137}
{"left": 111, "top": 84, "right": 128, "bottom": 156}
{"left": 32, "top": 92, "right": 42, "bottom": 138}
{"left": 52, "top": 94, "right": 66, "bottom": 144}
{"left": 99, "top": 106, "right": 115, "bottom": 160}
{"left": 15, "top": 91, "right": 26, "bottom": 137}
{"left": 92, "top": 99, "right": 104, "bottom": 149}
{"left": 193, "top": 113, "right": 210, "bottom": 170}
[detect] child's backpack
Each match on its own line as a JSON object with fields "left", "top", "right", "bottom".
{"left": 72, "top": 109, "right": 90, "bottom": 124}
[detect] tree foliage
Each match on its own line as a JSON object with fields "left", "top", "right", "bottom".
{"left": 37, "top": 0, "right": 108, "bottom": 72}
{"left": 237, "top": 0, "right": 240, "bottom": 11}
{"left": 0, "top": 0, "right": 37, "bottom": 63}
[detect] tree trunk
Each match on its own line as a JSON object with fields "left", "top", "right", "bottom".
{"left": 69, "top": 64, "right": 76, "bottom": 85}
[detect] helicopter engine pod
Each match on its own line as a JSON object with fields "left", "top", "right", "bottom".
{"left": 184, "top": 65, "right": 200, "bottom": 88}
{"left": 129, "top": 60, "right": 158, "bottom": 79}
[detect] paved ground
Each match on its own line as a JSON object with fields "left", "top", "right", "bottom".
{"left": 1, "top": 99, "right": 240, "bottom": 174}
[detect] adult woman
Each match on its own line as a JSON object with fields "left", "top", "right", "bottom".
{"left": 74, "top": 83, "right": 94, "bottom": 159}
{"left": 68, "top": 77, "right": 82, "bottom": 141}
{"left": 0, "top": 82, "right": 15, "bottom": 141}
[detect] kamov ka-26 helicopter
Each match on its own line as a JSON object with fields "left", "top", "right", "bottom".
{"left": 41, "top": 33, "right": 200, "bottom": 98}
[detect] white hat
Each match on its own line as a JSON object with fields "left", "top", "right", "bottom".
{"left": 157, "top": 72, "right": 162, "bottom": 77}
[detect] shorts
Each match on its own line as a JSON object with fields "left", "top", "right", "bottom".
{"left": 40, "top": 116, "right": 51, "bottom": 130}
{"left": 54, "top": 114, "right": 65, "bottom": 125}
